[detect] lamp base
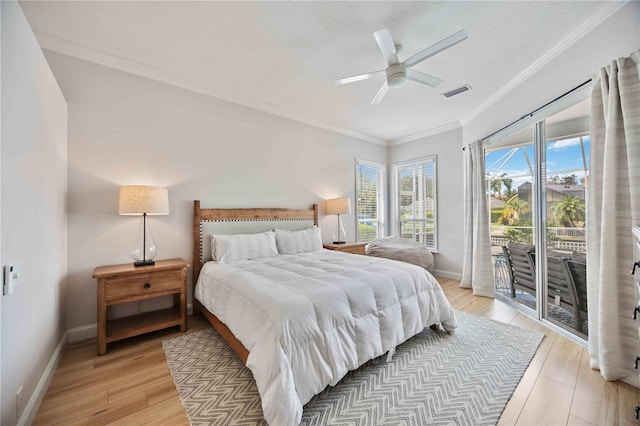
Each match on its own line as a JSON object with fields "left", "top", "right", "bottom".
{"left": 332, "top": 241, "right": 346, "bottom": 245}
{"left": 134, "top": 259, "right": 155, "bottom": 267}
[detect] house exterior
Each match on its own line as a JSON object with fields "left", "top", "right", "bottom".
{"left": 518, "top": 181, "right": 586, "bottom": 224}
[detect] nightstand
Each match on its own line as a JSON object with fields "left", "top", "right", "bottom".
{"left": 323, "top": 242, "right": 367, "bottom": 255}
{"left": 93, "top": 258, "right": 189, "bottom": 355}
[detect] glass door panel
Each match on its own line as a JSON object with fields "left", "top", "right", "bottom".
{"left": 486, "top": 125, "right": 537, "bottom": 314}
{"left": 543, "top": 101, "right": 590, "bottom": 338}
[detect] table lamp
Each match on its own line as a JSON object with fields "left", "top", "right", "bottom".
{"left": 119, "top": 185, "right": 169, "bottom": 266}
{"left": 326, "top": 197, "right": 351, "bottom": 244}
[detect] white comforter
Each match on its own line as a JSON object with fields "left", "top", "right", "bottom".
{"left": 195, "top": 249, "right": 457, "bottom": 425}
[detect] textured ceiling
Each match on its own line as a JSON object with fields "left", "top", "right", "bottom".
{"left": 20, "top": 1, "right": 614, "bottom": 144}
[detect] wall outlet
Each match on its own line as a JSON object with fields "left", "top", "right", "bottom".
{"left": 16, "top": 386, "right": 23, "bottom": 420}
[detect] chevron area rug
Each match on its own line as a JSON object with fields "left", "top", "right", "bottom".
{"left": 163, "top": 311, "right": 544, "bottom": 426}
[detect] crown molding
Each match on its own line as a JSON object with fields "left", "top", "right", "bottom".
{"left": 34, "top": 31, "right": 388, "bottom": 147}
{"left": 460, "top": 0, "right": 628, "bottom": 127}
{"left": 388, "top": 121, "right": 461, "bottom": 146}
{"left": 34, "top": 0, "right": 624, "bottom": 151}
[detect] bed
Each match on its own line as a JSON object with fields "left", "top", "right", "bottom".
{"left": 192, "top": 200, "right": 458, "bottom": 425}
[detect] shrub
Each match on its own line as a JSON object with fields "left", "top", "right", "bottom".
{"left": 357, "top": 224, "right": 377, "bottom": 241}
{"left": 491, "top": 208, "right": 503, "bottom": 224}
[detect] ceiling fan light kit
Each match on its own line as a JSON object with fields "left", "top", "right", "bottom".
{"left": 335, "top": 28, "right": 468, "bottom": 104}
{"left": 386, "top": 63, "right": 408, "bottom": 88}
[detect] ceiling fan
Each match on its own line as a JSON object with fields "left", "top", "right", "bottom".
{"left": 335, "top": 28, "right": 468, "bottom": 104}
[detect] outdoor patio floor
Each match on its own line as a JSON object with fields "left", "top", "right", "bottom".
{"left": 495, "top": 287, "right": 588, "bottom": 339}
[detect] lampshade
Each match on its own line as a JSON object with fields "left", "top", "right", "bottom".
{"left": 326, "top": 198, "right": 351, "bottom": 215}
{"left": 119, "top": 186, "right": 169, "bottom": 216}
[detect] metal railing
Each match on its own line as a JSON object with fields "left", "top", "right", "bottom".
{"left": 490, "top": 225, "right": 585, "bottom": 239}
{"left": 490, "top": 225, "right": 586, "bottom": 253}
{"left": 492, "top": 237, "right": 508, "bottom": 246}
{"left": 548, "top": 227, "right": 585, "bottom": 238}
{"left": 491, "top": 236, "right": 586, "bottom": 253}
{"left": 552, "top": 241, "right": 587, "bottom": 253}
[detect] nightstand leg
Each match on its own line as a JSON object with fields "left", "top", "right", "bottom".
{"left": 97, "top": 280, "right": 107, "bottom": 355}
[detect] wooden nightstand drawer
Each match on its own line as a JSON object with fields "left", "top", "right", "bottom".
{"left": 105, "top": 270, "right": 182, "bottom": 303}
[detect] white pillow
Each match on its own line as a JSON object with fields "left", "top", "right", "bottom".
{"left": 211, "top": 231, "right": 278, "bottom": 264}
{"left": 275, "top": 227, "right": 323, "bottom": 255}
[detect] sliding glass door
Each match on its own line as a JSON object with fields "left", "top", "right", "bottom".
{"left": 486, "top": 99, "right": 590, "bottom": 341}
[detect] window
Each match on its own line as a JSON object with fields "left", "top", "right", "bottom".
{"left": 393, "top": 157, "right": 437, "bottom": 251}
{"left": 355, "top": 159, "right": 385, "bottom": 242}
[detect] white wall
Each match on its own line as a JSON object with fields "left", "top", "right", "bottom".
{"left": 464, "top": 1, "right": 640, "bottom": 143}
{"left": 1, "top": 2, "right": 68, "bottom": 424}
{"left": 388, "top": 127, "right": 464, "bottom": 278}
{"left": 42, "top": 51, "right": 388, "bottom": 335}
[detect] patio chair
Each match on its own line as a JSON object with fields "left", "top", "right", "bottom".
{"left": 566, "top": 258, "right": 588, "bottom": 332}
{"left": 502, "top": 243, "right": 536, "bottom": 298}
{"left": 546, "top": 254, "right": 583, "bottom": 331}
{"left": 503, "top": 243, "right": 587, "bottom": 333}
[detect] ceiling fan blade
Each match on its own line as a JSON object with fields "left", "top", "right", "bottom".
{"left": 406, "top": 69, "right": 443, "bottom": 87}
{"left": 373, "top": 28, "right": 399, "bottom": 66}
{"left": 334, "top": 70, "right": 385, "bottom": 86}
{"left": 371, "top": 81, "right": 389, "bottom": 104}
{"left": 404, "top": 29, "right": 468, "bottom": 68}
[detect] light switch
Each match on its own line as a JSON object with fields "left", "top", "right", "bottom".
{"left": 3, "top": 263, "right": 21, "bottom": 295}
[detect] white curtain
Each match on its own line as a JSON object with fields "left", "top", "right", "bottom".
{"left": 588, "top": 51, "right": 640, "bottom": 386}
{"left": 461, "top": 140, "right": 494, "bottom": 297}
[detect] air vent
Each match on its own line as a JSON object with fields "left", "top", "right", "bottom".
{"left": 442, "top": 84, "right": 471, "bottom": 98}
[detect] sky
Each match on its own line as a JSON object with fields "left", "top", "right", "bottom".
{"left": 485, "top": 135, "right": 590, "bottom": 191}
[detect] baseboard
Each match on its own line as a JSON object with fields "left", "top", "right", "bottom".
{"left": 68, "top": 323, "right": 97, "bottom": 343}
{"left": 18, "top": 330, "right": 68, "bottom": 426}
{"left": 433, "top": 269, "right": 462, "bottom": 281}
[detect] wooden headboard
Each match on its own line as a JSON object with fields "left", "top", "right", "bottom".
{"left": 192, "top": 200, "right": 319, "bottom": 300}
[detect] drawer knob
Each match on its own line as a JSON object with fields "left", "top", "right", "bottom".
{"left": 632, "top": 261, "right": 640, "bottom": 275}
{"left": 635, "top": 405, "right": 640, "bottom": 419}
{"left": 634, "top": 356, "right": 640, "bottom": 370}
{"left": 144, "top": 283, "right": 151, "bottom": 289}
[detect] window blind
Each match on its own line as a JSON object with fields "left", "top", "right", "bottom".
{"left": 393, "top": 157, "right": 437, "bottom": 251}
{"left": 356, "top": 159, "right": 385, "bottom": 242}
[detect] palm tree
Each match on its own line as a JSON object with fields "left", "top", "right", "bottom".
{"left": 489, "top": 173, "right": 510, "bottom": 198}
{"left": 551, "top": 195, "right": 585, "bottom": 227}
{"left": 548, "top": 174, "right": 578, "bottom": 185}
{"left": 502, "top": 176, "right": 514, "bottom": 198}
{"left": 489, "top": 177, "right": 502, "bottom": 197}
{"left": 501, "top": 197, "right": 529, "bottom": 225}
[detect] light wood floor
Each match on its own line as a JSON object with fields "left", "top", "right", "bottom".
{"left": 34, "top": 277, "right": 640, "bottom": 425}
